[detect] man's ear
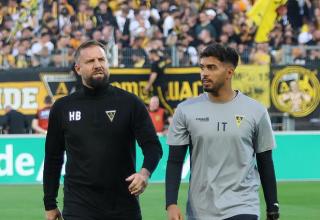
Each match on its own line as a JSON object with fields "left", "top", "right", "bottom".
{"left": 74, "top": 63, "right": 81, "bottom": 76}
{"left": 226, "top": 65, "right": 235, "bottom": 80}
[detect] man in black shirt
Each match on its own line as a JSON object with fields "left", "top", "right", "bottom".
{"left": 145, "top": 49, "right": 173, "bottom": 115}
{"left": 43, "top": 40, "right": 163, "bottom": 220}
{"left": 2, "top": 106, "right": 29, "bottom": 134}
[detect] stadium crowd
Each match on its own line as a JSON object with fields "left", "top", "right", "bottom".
{"left": 0, "top": 0, "right": 320, "bottom": 70}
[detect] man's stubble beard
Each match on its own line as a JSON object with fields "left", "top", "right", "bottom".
{"left": 203, "top": 81, "right": 224, "bottom": 97}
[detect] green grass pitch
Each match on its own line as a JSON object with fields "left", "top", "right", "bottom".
{"left": 0, "top": 182, "right": 319, "bottom": 219}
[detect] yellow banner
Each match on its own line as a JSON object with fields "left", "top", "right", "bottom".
{"left": 233, "top": 65, "right": 270, "bottom": 107}
{"left": 0, "top": 82, "right": 48, "bottom": 115}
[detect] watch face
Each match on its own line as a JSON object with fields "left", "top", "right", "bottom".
{"left": 267, "top": 213, "right": 279, "bottom": 220}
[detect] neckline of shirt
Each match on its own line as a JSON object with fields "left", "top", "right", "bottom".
{"left": 204, "top": 90, "right": 241, "bottom": 105}
{"left": 82, "top": 83, "right": 110, "bottom": 97}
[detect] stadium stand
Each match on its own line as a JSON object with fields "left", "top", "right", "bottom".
{"left": 0, "top": 0, "right": 319, "bottom": 69}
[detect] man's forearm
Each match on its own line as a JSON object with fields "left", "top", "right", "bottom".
{"left": 165, "top": 145, "right": 188, "bottom": 208}
{"left": 43, "top": 153, "right": 64, "bottom": 210}
{"left": 257, "top": 150, "right": 279, "bottom": 213}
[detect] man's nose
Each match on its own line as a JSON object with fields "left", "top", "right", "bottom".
{"left": 200, "top": 69, "right": 208, "bottom": 78}
{"left": 93, "top": 59, "right": 102, "bottom": 68}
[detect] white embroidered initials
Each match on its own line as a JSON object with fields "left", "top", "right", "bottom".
{"left": 69, "top": 111, "right": 81, "bottom": 121}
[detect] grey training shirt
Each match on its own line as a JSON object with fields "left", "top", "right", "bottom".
{"left": 167, "top": 91, "right": 275, "bottom": 220}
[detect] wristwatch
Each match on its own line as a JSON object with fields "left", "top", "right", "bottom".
{"left": 267, "top": 212, "right": 279, "bottom": 220}
{"left": 267, "top": 203, "right": 280, "bottom": 220}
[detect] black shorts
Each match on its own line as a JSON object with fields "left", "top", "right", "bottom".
{"left": 63, "top": 213, "right": 141, "bottom": 220}
{"left": 63, "top": 184, "right": 142, "bottom": 220}
{"left": 224, "top": 214, "right": 258, "bottom": 220}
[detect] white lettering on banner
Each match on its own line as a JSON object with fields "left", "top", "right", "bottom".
{"left": 0, "top": 144, "right": 35, "bottom": 176}
{"left": 0, "top": 87, "right": 39, "bottom": 110}
{"left": 36, "top": 160, "right": 44, "bottom": 182}
{"left": 21, "top": 88, "right": 38, "bottom": 109}
{"left": 3, "top": 88, "right": 21, "bottom": 109}
{"left": 16, "top": 153, "right": 35, "bottom": 176}
{"left": 0, "top": 144, "right": 13, "bottom": 176}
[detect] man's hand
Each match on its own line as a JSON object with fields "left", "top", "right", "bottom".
{"left": 45, "top": 208, "right": 63, "bottom": 220}
{"left": 126, "top": 168, "right": 150, "bottom": 196}
{"left": 167, "top": 204, "right": 183, "bottom": 220}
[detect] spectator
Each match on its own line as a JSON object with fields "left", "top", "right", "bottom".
{"left": 31, "top": 32, "right": 55, "bottom": 67}
{"left": 94, "top": 0, "right": 117, "bottom": 29}
{"left": 129, "top": 10, "right": 151, "bottom": 39}
{"left": 249, "top": 43, "right": 271, "bottom": 65}
{"left": 101, "top": 24, "right": 115, "bottom": 43}
{"left": 14, "top": 42, "right": 32, "bottom": 68}
{"left": 32, "top": 95, "right": 53, "bottom": 134}
{"left": 0, "top": 42, "right": 15, "bottom": 69}
{"left": 292, "top": 47, "right": 307, "bottom": 65}
{"left": 59, "top": 7, "right": 72, "bottom": 28}
{"left": 77, "top": 2, "right": 90, "bottom": 27}
{"left": 115, "top": 4, "right": 131, "bottom": 47}
{"left": 221, "top": 22, "right": 240, "bottom": 44}
{"left": 31, "top": 32, "right": 54, "bottom": 57}
{"left": 60, "top": 23, "right": 73, "bottom": 36}
{"left": 128, "top": 36, "right": 148, "bottom": 67}
{"left": 238, "top": 22, "right": 255, "bottom": 46}
{"left": 269, "top": 24, "right": 283, "bottom": 50}
{"left": 70, "top": 29, "right": 83, "bottom": 49}
{"left": 195, "top": 11, "right": 217, "bottom": 41}
{"left": 91, "top": 29, "right": 103, "bottom": 42}
{"left": 163, "top": 5, "right": 180, "bottom": 37}
{"left": 287, "top": 0, "right": 313, "bottom": 29}
{"left": 298, "top": 23, "right": 314, "bottom": 45}
{"left": 306, "top": 49, "right": 320, "bottom": 65}
{"left": 42, "top": 16, "right": 59, "bottom": 36}
{"left": 52, "top": 35, "right": 73, "bottom": 67}
{"left": 176, "top": 36, "right": 198, "bottom": 66}
{"left": 198, "top": 29, "right": 215, "bottom": 46}
{"left": 2, "top": 105, "right": 29, "bottom": 134}
{"left": 83, "top": 19, "right": 96, "bottom": 38}
{"left": 238, "top": 43, "right": 251, "bottom": 64}
{"left": 148, "top": 96, "right": 168, "bottom": 135}
{"left": 19, "top": 27, "right": 34, "bottom": 40}
{"left": 6, "top": 0, "right": 18, "bottom": 17}
{"left": 307, "top": 30, "right": 320, "bottom": 45}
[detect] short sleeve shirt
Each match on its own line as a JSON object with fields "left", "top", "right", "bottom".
{"left": 167, "top": 92, "right": 275, "bottom": 219}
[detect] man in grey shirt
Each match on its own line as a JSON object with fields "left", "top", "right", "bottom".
{"left": 165, "top": 43, "right": 279, "bottom": 220}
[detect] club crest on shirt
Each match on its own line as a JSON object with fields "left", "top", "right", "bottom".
{"left": 235, "top": 115, "right": 244, "bottom": 128}
{"left": 106, "top": 110, "right": 116, "bottom": 122}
